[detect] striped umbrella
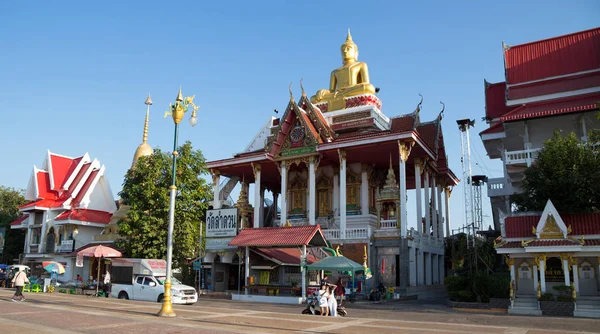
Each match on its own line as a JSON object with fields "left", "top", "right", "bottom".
{"left": 42, "top": 261, "right": 65, "bottom": 275}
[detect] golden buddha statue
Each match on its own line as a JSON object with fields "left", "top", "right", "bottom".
{"left": 311, "top": 29, "right": 376, "bottom": 111}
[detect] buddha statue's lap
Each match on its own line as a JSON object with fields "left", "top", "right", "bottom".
{"left": 310, "top": 30, "right": 376, "bottom": 109}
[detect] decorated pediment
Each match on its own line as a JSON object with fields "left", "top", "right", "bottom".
{"left": 316, "top": 174, "right": 332, "bottom": 188}
{"left": 298, "top": 94, "right": 335, "bottom": 141}
{"left": 347, "top": 170, "right": 361, "bottom": 184}
{"left": 533, "top": 200, "right": 568, "bottom": 239}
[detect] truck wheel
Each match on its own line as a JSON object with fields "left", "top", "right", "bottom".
{"left": 118, "top": 292, "right": 129, "bottom": 300}
{"left": 157, "top": 294, "right": 164, "bottom": 303}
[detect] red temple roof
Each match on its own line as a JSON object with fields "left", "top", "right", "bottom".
{"left": 501, "top": 93, "right": 600, "bottom": 122}
{"left": 484, "top": 81, "right": 517, "bottom": 120}
{"left": 55, "top": 209, "right": 112, "bottom": 224}
{"left": 9, "top": 215, "right": 29, "bottom": 226}
{"left": 254, "top": 248, "right": 318, "bottom": 265}
{"left": 504, "top": 27, "right": 600, "bottom": 85}
{"left": 229, "top": 225, "right": 328, "bottom": 248}
{"left": 505, "top": 212, "right": 600, "bottom": 238}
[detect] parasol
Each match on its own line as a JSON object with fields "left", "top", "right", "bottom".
{"left": 42, "top": 261, "right": 65, "bottom": 275}
{"left": 77, "top": 245, "right": 122, "bottom": 296}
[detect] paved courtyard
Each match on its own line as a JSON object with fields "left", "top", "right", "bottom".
{"left": 0, "top": 288, "right": 598, "bottom": 333}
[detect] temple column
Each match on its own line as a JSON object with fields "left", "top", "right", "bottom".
{"left": 539, "top": 257, "right": 547, "bottom": 293}
{"left": 339, "top": 150, "right": 347, "bottom": 240}
{"left": 361, "top": 164, "right": 369, "bottom": 216}
{"left": 272, "top": 192, "right": 279, "bottom": 220}
{"left": 245, "top": 246, "right": 250, "bottom": 295}
{"left": 425, "top": 253, "right": 432, "bottom": 285}
{"left": 398, "top": 141, "right": 412, "bottom": 238}
{"left": 212, "top": 171, "right": 221, "bottom": 209}
{"left": 572, "top": 262, "right": 579, "bottom": 293}
{"left": 417, "top": 249, "right": 425, "bottom": 285}
{"left": 301, "top": 245, "right": 307, "bottom": 300}
{"left": 280, "top": 162, "right": 288, "bottom": 226}
{"left": 432, "top": 176, "right": 438, "bottom": 239}
{"left": 507, "top": 257, "right": 516, "bottom": 284}
{"left": 259, "top": 188, "right": 266, "bottom": 227}
{"left": 409, "top": 247, "right": 417, "bottom": 286}
{"left": 414, "top": 158, "right": 423, "bottom": 234}
{"left": 436, "top": 179, "right": 443, "bottom": 238}
{"left": 562, "top": 255, "right": 571, "bottom": 287}
{"left": 253, "top": 164, "right": 261, "bottom": 228}
{"left": 432, "top": 254, "right": 439, "bottom": 284}
{"left": 333, "top": 171, "right": 339, "bottom": 217}
{"left": 444, "top": 187, "right": 451, "bottom": 237}
{"left": 309, "top": 157, "right": 316, "bottom": 225}
{"left": 424, "top": 169, "right": 431, "bottom": 237}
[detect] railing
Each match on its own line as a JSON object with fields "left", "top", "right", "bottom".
{"left": 323, "top": 227, "right": 370, "bottom": 240}
{"left": 487, "top": 177, "right": 515, "bottom": 197}
{"left": 505, "top": 148, "right": 541, "bottom": 166}
{"left": 380, "top": 219, "right": 397, "bottom": 229}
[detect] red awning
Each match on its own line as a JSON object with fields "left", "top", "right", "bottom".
{"left": 229, "top": 225, "right": 328, "bottom": 248}
{"left": 501, "top": 93, "right": 600, "bottom": 122}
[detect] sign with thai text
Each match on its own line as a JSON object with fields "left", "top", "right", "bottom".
{"left": 280, "top": 146, "right": 316, "bottom": 157}
{"left": 331, "top": 118, "right": 374, "bottom": 131}
{"left": 544, "top": 258, "right": 565, "bottom": 282}
{"left": 206, "top": 208, "right": 238, "bottom": 237}
{"left": 205, "top": 237, "right": 236, "bottom": 251}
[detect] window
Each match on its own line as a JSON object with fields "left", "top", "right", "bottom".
{"left": 136, "top": 276, "right": 144, "bottom": 284}
{"left": 143, "top": 277, "right": 155, "bottom": 286}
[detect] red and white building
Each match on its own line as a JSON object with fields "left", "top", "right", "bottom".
{"left": 482, "top": 27, "right": 600, "bottom": 317}
{"left": 481, "top": 27, "right": 600, "bottom": 228}
{"left": 10, "top": 151, "right": 117, "bottom": 280}
{"left": 206, "top": 34, "right": 459, "bottom": 296}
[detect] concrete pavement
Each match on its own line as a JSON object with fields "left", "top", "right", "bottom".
{"left": 0, "top": 288, "right": 598, "bottom": 333}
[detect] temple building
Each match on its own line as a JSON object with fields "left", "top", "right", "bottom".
{"left": 206, "top": 30, "right": 459, "bottom": 296}
{"left": 482, "top": 27, "right": 600, "bottom": 317}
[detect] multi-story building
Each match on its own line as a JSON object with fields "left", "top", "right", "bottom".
{"left": 205, "top": 31, "right": 459, "bottom": 296}
{"left": 481, "top": 27, "right": 600, "bottom": 227}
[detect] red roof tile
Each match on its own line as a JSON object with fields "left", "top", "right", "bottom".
{"left": 480, "top": 122, "right": 504, "bottom": 135}
{"left": 55, "top": 209, "right": 112, "bottom": 224}
{"left": 584, "top": 239, "right": 600, "bottom": 246}
{"left": 72, "top": 169, "right": 99, "bottom": 206}
{"left": 9, "top": 215, "right": 29, "bottom": 226}
{"left": 390, "top": 115, "right": 415, "bottom": 132}
{"left": 508, "top": 71, "right": 600, "bottom": 100}
{"left": 416, "top": 123, "right": 437, "bottom": 152}
{"left": 504, "top": 27, "right": 600, "bottom": 84}
{"left": 498, "top": 241, "right": 522, "bottom": 249}
{"left": 36, "top": 171, "right": 57, "bottom": 200}
{"left": 505, "top": 212, "right": 600, "bottom": 238}
{"left": 484, "top": 81, "right": 517, "bottom": 119}
{"left": 528, "top": 239, "right": 581, "bottom": 247}
{"left": 501, "top": 93, "right": 600, "bottom": 122}
{"left": 50, "top": 154, "right": 81, "bottom": 191}
{"left": 254, "top": 248, "right": 318, "bottom": 265}
{"left": 229, "top": 225, "right": 328, "bottom": 247}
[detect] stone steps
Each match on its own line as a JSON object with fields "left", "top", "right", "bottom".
{"left": 574, "top": 309, "right": 600, "bottom": 318}
{"left": 509, "top": 296, "right": 541, "bottom": 316}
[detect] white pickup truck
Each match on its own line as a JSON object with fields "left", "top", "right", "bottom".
{"left": 110, "top": 258, "right": 197, "bottom": 304}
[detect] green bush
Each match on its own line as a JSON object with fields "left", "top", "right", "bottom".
{"left": 540, "top": 292, "right": 554, "bottom": 301}
{"left": 489, "top": 272, "right": 510, "bottom": 298}
{"left": 445, "top": 275, "right": 468, "bottom": 293}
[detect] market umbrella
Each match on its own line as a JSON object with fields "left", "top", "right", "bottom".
{"left": 42, "top": 261, "right": 65, "bottom": 275}
{"left": 77, "top": 245, "right": 122, "bottom": 296}
{"left": 306, "top": 256, "right": 364, "bottom": 297}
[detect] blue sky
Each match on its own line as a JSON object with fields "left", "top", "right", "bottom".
{"left": 1, "top": 1, "right": 598, "bottom": 233}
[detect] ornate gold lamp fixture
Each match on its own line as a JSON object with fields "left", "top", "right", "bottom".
{"left": 157, "top": 88, "right": 199, "bottom": 318}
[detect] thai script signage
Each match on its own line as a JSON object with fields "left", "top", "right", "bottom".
{"left": 57, "top": 240, "right": 73, "bottom": 253}
{"left": 544, "top": 257, "right": 565, "bottom": 282}
{"left": 206, "top": 208, "right": 238, "bottom": 237}
{"left": 205, "top": 237, "right": 236, "bottom": 251}
{"left": 280, "top": 146, "right": 316, "bottom": 157}
{"left": 331, "top": 118, "right": 374, "bottom": 131}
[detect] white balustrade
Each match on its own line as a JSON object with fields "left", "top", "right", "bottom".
{"left": 380, "top": 219, "right": 397, "bottom": 229}
{"left": 323, "top": 227, "right": 370, "bottom": 240}
{"left": 505, "top": 148, "right": 541, "bottom": 165}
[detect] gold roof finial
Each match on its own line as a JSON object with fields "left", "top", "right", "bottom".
{"left": 132, "top": 95, "right": 153, "bottom": 167}
{"left": 176, "top": 87, "right": 183, "bottom": 102}
{"left": 289, "top": 82, "right": 294, "bottom": 102}
{"left": 300, "top": 78, "right": 306, "bottom": 97}
{"left": 145, "top": 93, "right": 153, "bottom": 106}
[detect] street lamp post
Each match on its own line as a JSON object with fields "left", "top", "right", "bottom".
{"left": 157, "top": 88, "right": 199, "bottom": 318}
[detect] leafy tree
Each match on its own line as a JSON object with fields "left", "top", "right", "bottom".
{"left": 116, "top": 141, "right": 212, "bottom": 265}
{"left": 512, "top": 131, "right": 600, "bottom": 213}
{"left": 0, "top": 186, "right": 26, "bottom": 264}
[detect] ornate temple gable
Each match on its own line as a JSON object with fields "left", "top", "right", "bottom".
{"left": 534, "top": 200, "right": 569, "bottom": 239}
{"left": 267, "top": 96, "right": 322, "bottom": 159}
{"left": 316, "top": 173, "right": 332, "bottom": 188}
{"left": 298, "top": 94, "right": 336, "bottom": 142}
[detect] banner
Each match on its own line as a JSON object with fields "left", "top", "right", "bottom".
{"left": 76, "top": 254, "right": 84, "bottom": 267}
{"left": 206, "top": 208, "right": 238, "bottom": 237}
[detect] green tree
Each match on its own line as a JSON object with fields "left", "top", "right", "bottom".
{"left": 512, "top": 131, "right": 600, "bottom": 213}
{"left": 0, "top": 186, "right": 27, "bottom": 264}
{"left": 116, "top": 141, "right": 212, "bottom": 265}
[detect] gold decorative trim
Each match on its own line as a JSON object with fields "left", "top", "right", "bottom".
{"left": 540, "top": 214, "right": 564, "bottom": 239}
{"left": 398, "top": 140, "right": 414, "bottom": 162}
{"left": 338, "top": 149, "right": 346, "bottom": 165}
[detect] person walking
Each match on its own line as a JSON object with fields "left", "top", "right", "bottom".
{"left": 11, "top": 267, "right": 29, "bottom": 302}
{"left": 327, "top": 284, "right": 338, "bottom": 317}
{"left": 318, "top": 283, "right": 329, "bottom": 316}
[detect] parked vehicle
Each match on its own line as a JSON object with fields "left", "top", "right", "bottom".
{"left": 110, "top": 258, "right": 197, "bottom": 304}
{"left": 301, "top": 291, "right": 347, "bottom": 317}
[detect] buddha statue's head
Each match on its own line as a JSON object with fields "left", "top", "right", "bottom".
{"left": 340, "top": 29, "right": 358, "bottom": 62}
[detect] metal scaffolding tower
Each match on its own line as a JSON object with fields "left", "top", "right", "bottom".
{"left": 471, "top": 175, "right": 488, "bottom": 232}
{"left": 457, "top": 119, "right": 476, "bottom": 248}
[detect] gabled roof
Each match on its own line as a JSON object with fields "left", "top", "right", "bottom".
{"left": 505, "top": 212, "right": 600, "bottom": 238}
{"left": 500, "top": 92, "right": 600, "bottom": 122}
{"left": 298, "top": 95, "right": 335, "bottom": 140}
{"left": 9, "top": 215, "right": 29, "bottom": 226}
{"left": 504, "top": 27, "right": 600, "bottom": 85}
{"left": 480, "top": 122, "right": 504, "bottom": 136}
{"left": 55, "top": 209, "right": 112, "bottom": 225}
{"left": 484, "top": 80, "right": 517, "bottom": 120}
{"left": 229, "top": 225, "right": 328, "bottom": 248}
{"left": 253, "top": 248, "right": 318, "bottom": 266}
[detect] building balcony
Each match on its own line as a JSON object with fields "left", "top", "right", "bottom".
{"left": 487, "top": 177, "right": 517, "bottom": 197}
{"left": 505, "top": 148, "right": 542, "bottom": 167}
{"left": 322, "top": 227, "right": 371, "bottom": 241}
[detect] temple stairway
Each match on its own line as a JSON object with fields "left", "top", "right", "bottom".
{"left": 575, "top": 296, "right": 600, "bottom": 318}
{"left": 508, "top": 295, "right": 541, "bottom": 316}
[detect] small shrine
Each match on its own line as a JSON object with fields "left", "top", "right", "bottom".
{"left": 376, "top": 157, "right": 400, "bottom": 229}
{"left": 234, "top": 181, "right": 253, "bottom": 229}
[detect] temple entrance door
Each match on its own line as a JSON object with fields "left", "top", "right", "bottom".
{"left": 517, "top": 262, "right": 533, "bottom": 295}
